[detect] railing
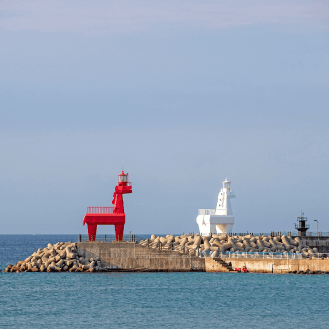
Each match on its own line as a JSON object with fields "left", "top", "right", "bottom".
{"left": 79, "top": 234, "right": 144, "bottom": 243}
{"left": 226, "top": 232, "right": 329, "bottom": 237}
{"left": 295, "top": 224, "right": 310, "bottom": 229}
{"left": 216, "top": 251, "right": 303, "bottom": 260}
{"left": 86, "top": 207, "right": 114, "bottom": 214}
{"left": 307, "top": 232, "right": 329, "bottom": 237}
{"left": 209, "top": 251, "right": 329, "bottom": 260}
{"left": 198, "top": 209, "right": 216, "bottom": 215}
{"left": 161, "top": 232, "right": 329, "bottom": 238}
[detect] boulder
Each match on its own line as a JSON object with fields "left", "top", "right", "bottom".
{"left": 66, "top": 248, "right": 75, "bottom": 259}
{"left": 180, "top": 237, "right": 188, "bottom": 246}
{"left": 203, "top": 239, "right": 210, "bottom": 252}
{"left": 166, "top": 235, "right": 175, "bottom": 243}
{"left": 211, "top": 251, "right": 219, "bottom": 258}
{"left": 80, "top": 257, "right": 88, "bottom": 264}
{"left": 59, "top": 250, "right": 66, "bottom": 259}
{"left": 193, "top": 236, "right": 202, "bottom": 246}
{"left": 159, "top": 237, "right": 167, "bottom": 244}
{"left": 51, "top": 250, "right": 58, "bottom": 257}
{"left": 220, "top": 241, "right": 232, "bottom": 252}
{"left": 211, "top": 239, "right": 221, "bottom": 247}
{"left": 174, "top": 236, "right": 181, "bottom": 243}
{"left": 56, "top": 259, "right": 65, "bottom": 267}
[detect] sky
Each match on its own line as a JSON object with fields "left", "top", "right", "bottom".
{"left": 0, "top": 0, "right": 329, "bottom": 235}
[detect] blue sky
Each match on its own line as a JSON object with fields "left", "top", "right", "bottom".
{"left": 0, "top": 0, "right": 329, "bottom": 234}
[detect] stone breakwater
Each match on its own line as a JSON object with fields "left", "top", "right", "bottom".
{"left": 139, "top": 234, "right": 321, "bottom": 258}
{"left": 3, "top": 234, "right": 326, "bottom": 274}
{"left": 3, "top": 242, "right": 110, "bottom": 273}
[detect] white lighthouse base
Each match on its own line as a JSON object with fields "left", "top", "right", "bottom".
{"left": 196, "top": 211, "right": 234, "bottom": 235}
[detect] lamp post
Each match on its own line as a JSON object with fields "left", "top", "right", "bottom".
{"left": 314, "top": 220, "right": 318, "bottom": 235}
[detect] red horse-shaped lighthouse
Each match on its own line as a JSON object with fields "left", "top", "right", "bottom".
{"left": 83, "top": 171, "right": 132, "bottom": 241}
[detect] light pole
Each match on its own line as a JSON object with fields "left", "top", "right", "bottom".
{"left": 314, "top": 220, "right": 318, "bottom": 235}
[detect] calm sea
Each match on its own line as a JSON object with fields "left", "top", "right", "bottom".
{"left": 1, "top": 235, "right": 329, "bottom": 328}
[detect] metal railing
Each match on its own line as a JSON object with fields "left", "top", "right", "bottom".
{"left": 295, "top": 224, "right": 310, "bottom": 229}
{"left": 213, "top": 251, "right": 329, "bottom": 260}
{"left": 217, "top": 251, "right": 303, "bottom": 260}
{"left": 224, "top": 232, "right": 329, "bottom": 238}
{"left": 198, "top": 209, "right": 216, "bottom": 215}
{"left": 307, "top": 232, "right": 329, "bottom": 237}
{"left": 79, "top": 234, "right": 144, "bottom": 243}
{"left": 86, "top": 207, "right": 114, "bottom": 214}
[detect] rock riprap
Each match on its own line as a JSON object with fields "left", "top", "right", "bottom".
{"left": 4, "top": 242, "right": 109, "bottom": 273}
{"left": 139, "top": 234, "right": 319, "bottom": 258}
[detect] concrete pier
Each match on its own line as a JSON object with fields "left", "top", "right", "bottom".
{"left": 77, "top": 242, "right": 329, "bottom": 274}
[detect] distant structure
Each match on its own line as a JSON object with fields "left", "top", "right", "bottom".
{"left": 294, "top": 212, "right": 309, "bottom": 237}
{"left": 196, "top": 178, "right": 236, "bottom": 235}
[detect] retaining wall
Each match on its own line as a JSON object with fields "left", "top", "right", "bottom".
{"left": 77, "top": 242, "right": 329, "bottom": 273}
{"left": 77, "top": 242, "right": 205, "bottom": 271}
{"left": 205, "top": 257, "right": 329, "bottom": 273}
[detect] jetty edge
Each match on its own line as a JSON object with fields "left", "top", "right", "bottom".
{"left": 4, "top": 233, "right": 329, "bottom": 274}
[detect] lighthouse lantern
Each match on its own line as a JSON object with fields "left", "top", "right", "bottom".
{"left": 118, "top": 171, "right": 128, "bottom": 183}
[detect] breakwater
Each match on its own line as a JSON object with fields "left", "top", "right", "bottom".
{"left": 4, "top": 233, "right": 329, "bottom": 274}
{"left": 3, "top": 239, "right": 205, "bottom": 273}
{"left": 3, "top": 241, "right": 109, "bottom": 273}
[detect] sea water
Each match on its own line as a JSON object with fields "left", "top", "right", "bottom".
{"left": 1, "top": 235, "right": 329, "bottom": 328}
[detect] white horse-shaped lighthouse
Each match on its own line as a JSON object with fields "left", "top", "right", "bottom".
{"left": 196, "top": 178, "right": 236, "bottom": 235}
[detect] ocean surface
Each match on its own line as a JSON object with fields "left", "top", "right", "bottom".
{"left": 1, "top": 235, "right": 329, "bottom": 328}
